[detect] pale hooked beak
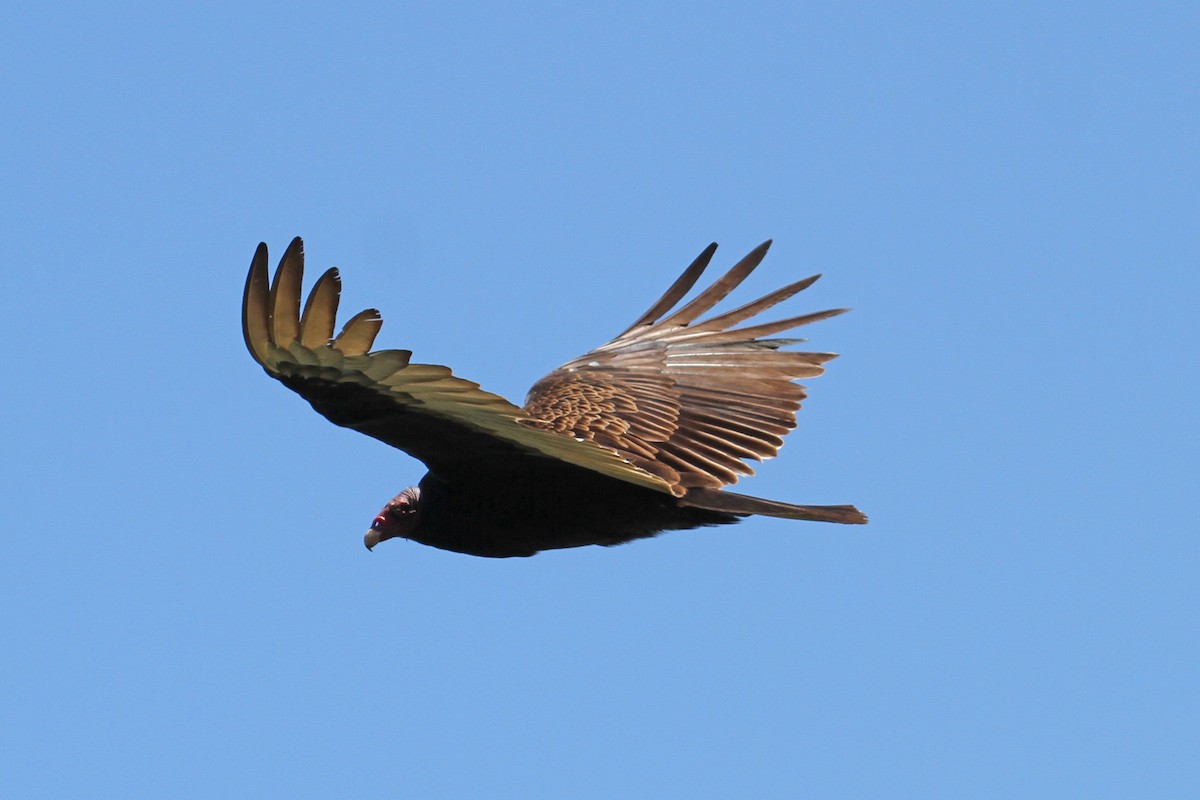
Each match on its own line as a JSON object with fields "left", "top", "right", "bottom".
{"left": 364, "top": 529, "right": 381, "bottom": 551}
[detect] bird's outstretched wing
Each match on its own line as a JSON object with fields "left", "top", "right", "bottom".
{"left": 523, "top": 241, "right": 848, "bottom": 496}
{"left": 242, "top": 237, "right": 673, "bottom": 491}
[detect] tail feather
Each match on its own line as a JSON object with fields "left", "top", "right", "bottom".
{"left": 681, "top": 487, "right": 868, "bottom": 525}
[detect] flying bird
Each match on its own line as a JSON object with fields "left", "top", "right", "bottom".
{"left": 242, "top": 238, "right": 866, "bottom": 557}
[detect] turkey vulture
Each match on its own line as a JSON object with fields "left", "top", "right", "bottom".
{"left": 243, "top": 238, "right": 866, "bottom": 557}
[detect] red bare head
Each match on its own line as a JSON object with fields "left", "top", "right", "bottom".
{"left": 364, "top": 486, "right": 422, "bottom": 550}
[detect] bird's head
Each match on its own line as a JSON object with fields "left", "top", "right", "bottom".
{"left": 364, "top": 486, "right": 421, "bottom": 550}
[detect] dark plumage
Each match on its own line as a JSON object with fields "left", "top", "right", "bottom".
{"left": 242, "top": 237, "right": 866, "bottom": 557}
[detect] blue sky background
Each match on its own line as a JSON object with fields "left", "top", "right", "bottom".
{"left": 3, "top": 3, "right": 1195, "bottom": 797}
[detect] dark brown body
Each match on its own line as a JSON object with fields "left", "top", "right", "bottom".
{"left": 410, "top": 468, "right": 739, "bottom": 558}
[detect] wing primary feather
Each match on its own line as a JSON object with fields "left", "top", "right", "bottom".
{"left": 712, "top": 308, "right": 850, "bottom": 341}
{"left": 615, "top": 243, "right": 718, "bottom": 336}
{"left": 656, "top": 240, "right": 772, "bottom": 329}
{"left": 242, "top": 242, "right": 272, "bottom": 367}
{"left": 686, "top": 274, "right": 821, "bottom": 333}
{"left": 270, "top": 237, "right": 304, "bottom": 347}
{"left": 334, "top": 308, "right": 383, "bottom": 355}
{"left": 300, "top": 267, "right": 340, "bottom": 347}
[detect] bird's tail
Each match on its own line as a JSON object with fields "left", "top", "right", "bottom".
{"left": 680, "top": 487, "right": 868, "bottom": 525}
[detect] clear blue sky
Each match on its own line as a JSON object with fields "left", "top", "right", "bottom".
{"left": 3, "top": 3, "right": 1195, "bottom": 797}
